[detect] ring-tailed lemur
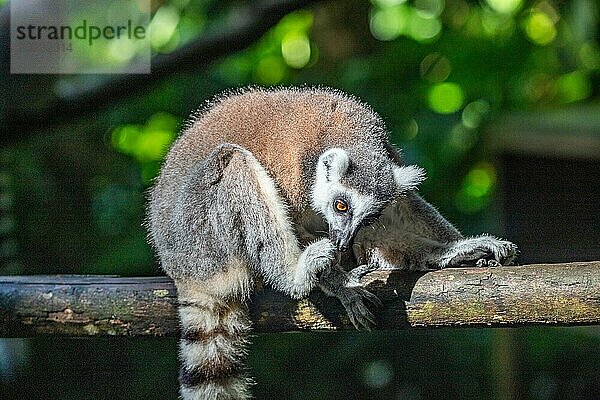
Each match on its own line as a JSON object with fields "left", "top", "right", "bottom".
{"left": 147, "top": 87, "right": 517, "bottom": 400}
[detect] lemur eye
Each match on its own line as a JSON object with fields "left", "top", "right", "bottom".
{"left": 334, "top": 199, "right": 349, "bottom": 213}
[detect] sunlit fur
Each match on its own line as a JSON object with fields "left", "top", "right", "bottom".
{"left": 147, "top": 86, "right": 517, "bottom": 399}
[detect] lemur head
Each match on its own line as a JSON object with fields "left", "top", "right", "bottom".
{"left": 311, "top": 148, "right": 425, "bottom": 252}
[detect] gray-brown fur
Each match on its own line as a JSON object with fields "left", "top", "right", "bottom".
{"left": 147, "top": 86, "right": 517, "bottom": 399}
{"left": 156, "top": 87, "right": 394, "bottom": 216}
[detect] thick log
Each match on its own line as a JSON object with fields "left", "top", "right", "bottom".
{"left": 0, "top": 261, "right": 599, "bottom": 337}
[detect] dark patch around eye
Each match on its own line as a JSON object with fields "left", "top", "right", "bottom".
{"left": 359, "top": 211, "right": 382, "bottom": 227}
{"left": 333, "top": 198, "right": 350, "bottom": 213}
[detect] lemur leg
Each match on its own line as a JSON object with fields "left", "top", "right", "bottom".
{"left": 157, "top": 144, "right": 335, "bottom": 400}
{"left": 354, "top": 192, "right": 518, "bottom": 273}
{"left": 171, "top": 143, "right": 336, "bottom": 298}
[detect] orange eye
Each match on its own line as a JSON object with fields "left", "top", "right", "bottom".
{"left": 334, "top": 199, "right": 349, "bottom": 213}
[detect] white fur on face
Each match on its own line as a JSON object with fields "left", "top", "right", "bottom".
{"left": 311, "top": 148, "right": 383, "bottom": 229}
{"left": 311, "top": 176, "right": 381, "bottom": 232}
{"left": 311, "top": 148, "right": 345, "bottom": 217}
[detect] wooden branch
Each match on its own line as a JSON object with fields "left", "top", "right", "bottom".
{"left": 1, "top": 261, "right": 599, "bottom": 337}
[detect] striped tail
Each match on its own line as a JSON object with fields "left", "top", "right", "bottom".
{"left": 178, "top": 296, "right": 253, "bottom": 400}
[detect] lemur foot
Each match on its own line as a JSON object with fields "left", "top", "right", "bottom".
{"left": 438, "top": 235, "right": 518, "bottom": 269}
{"left": 318, "top": 263, "right": 382, "bottom": 331}
{"left": 346, "top": 263, "right": 379, "bottom": 286}
{"left": 337, "top": 285, "right": 382, "bottom": 331}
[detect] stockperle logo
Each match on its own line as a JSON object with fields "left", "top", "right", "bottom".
{"left": 11, "top": 0, "right": 150, "bottom": 74}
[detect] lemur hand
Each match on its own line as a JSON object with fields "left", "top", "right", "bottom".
{"left": 438, "top": 235, "right": 518, "bottom": 268}
{"left": 318, "top": 263, "right": 382, "bottom": 331}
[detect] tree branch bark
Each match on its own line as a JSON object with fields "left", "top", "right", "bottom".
{"left": 1, "top": 261, "right": 599, "bottom": 337}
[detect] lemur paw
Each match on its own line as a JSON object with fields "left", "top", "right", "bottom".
{"left": 337, "top": 285, "right": 382, "bottom": 331}
{"left": 302, "top": 238, "right": 336, "bottom": 274}
{"left": 438, "top": 235, "right": 518, "bottom": 268}
{"left": 346, "top": 263, "right": 379, "bottom": 287}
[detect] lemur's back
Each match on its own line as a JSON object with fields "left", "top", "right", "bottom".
{"left": 155, "top": 87, "right": 388, "bottom": 210}
{"left": 148, "top": 86, "right": 518, "bottom": 400}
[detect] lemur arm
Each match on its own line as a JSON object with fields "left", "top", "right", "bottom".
{"left": 352, "top": 191, "right": 518, "bottom": 273}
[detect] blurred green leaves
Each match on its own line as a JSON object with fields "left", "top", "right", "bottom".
{"left": 455, "top": 162, "right": 497, "bottom": 214}
{"left": 216, "top": 11, "right": 316, "bottom": 85}
{"left": 369, "top": 2, "right": 442, "bottom": 42}
{"left": 150, "top": 5, "right": 182, "bottom": 51}
{"left": 428, "top": 82, "right": 464, "bottom": 114}
{"left": 48, "top": 0, "right": 598, "bottom": 265}
{"left": 111, "top": 112, "right": 180, "bottom": 183}
{"left": 485, "top": 0, "right": 523, "bottom": 15}
{"left": 523, "top": 10, "right": 557, "bottom": 45}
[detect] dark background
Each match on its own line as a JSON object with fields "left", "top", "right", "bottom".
{"left": 1, "top": 0, "right": 599, "bottom": 398}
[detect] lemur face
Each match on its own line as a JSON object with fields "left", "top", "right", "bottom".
{"left": 311, "top": 148, "right": 425, "bottom": 252}
{"left": 322, "top": 187, "right": 383, "bottom": 252}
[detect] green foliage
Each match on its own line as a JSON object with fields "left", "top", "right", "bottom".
{"left": 5, "top": 0, "right": 596, "bottom": 274}
{"left": 1, "top": 0, "right": 599, "bottom": 398}
{"left": 111, "top": 112, "right": 180, "bottom": 183}
{"left": 215, "top": 10, "right": 317, "bottom": 85}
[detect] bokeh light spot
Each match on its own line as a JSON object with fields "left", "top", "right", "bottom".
{"left": 449, "top": 123, "right": 477, "bottom": 152}
{"left": 111, "top": 112, "right": 179, "bottom": 163}
{"left": 578, "top": 41, "right": 600, "bottom": 71}
{"left": 254, "top": 56, "right": 286, "bottom": 85}
{"left": 415, "top": 0, "right": 445, "bottom": 17}
{"left": 456, "top": 163, "right": 496, "bottom": 213}
{"left": 408, "top": 13, "right": 442, "bottom": 42}
{"left": 462, "top": 100, "right": 490, "bottom": 128}
{"left": 107, "top": 39, "right": 136, "bottom": 63}
{"left": 135, "top": 130, "right": 173, "bottom": 162}
{"left": 524, "top": 11, "right": 556, "bottom": 46}
{"left": 485, "top": 0, "right": 522, "bottom": 14}
{"left": 112, "top": 125, "right": 142, "bottom": 154}
{"left": 372, "top": 0, "right": 407, "bottom": 7}
{"left": 149, "top": 5, "right": 180, "bottom": 50}
{"left": 556, "top": 71, "right": 591, "bottom": 103}
{"left": 281, "top": 32, "right": 311, "bottom": 68}
{"left": 404, "top": 119, "right": 419, "bottom": 140}
{"left": 362, "top": 360, "right": 394, "bottom": 389}
{"left": 369, "top": 7, "right": 408, "bottom": 41}
{"left": 428, "top": 82, "right": 465, "bottom": 114}
{"left": 420, "top": 53, "right": 451, "bottom": 83}
{"left": 465, "top": 167, "right": 494, "bottom": 197}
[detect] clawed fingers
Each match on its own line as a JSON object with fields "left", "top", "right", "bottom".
{"left": 448, "top": 249, "right": 491, "bottom": 267}
{"left": 339, "top": 286, "right": 382, "bottom": 331}
{"left": 448, "top": 246, "right": 514, "bottom": 268}
{"left": 476, "top": 258, "right": 502, "bottom": 267}
{"left": 347, "top": 264, "right": 377, "bottom": 284}
{"left": 354, "top": 286, "right": 383, "bottom": 307}
{"left": 348, "top": 301, "right": 376, "bottom": 331}
{"left": 439, "top": 236, "right": 518, "bottom": 269}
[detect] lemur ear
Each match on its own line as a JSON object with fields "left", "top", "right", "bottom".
{"left": 318, "top": 148, "right": 349, "bottom": 183}
{"left": 393, "top": 165, "right": 426, "bottom": 192}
